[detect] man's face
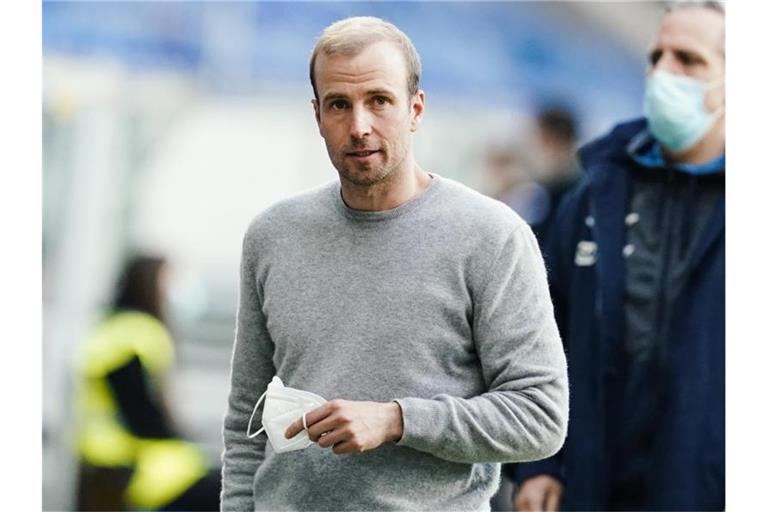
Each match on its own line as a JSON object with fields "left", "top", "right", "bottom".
{"left": 647, "top": 8, "right": 725, "bottom": 112}
{"left": 312, "top": 41, "right": 424, "bottom": 187}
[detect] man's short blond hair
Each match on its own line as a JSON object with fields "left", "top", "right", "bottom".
{"left": 309, "top": 16, "right": 422, "bottom": 101}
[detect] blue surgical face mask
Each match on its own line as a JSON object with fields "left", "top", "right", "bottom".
{"left": 643, "top": 70, "right": 724, "bottom": 152}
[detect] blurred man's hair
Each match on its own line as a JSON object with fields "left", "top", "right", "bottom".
{"left": 113, "top": 254, "right": 166, "bottom": 322}
{"left": 309, "top": 16, "right": 422, "bottom": 101}
{"left": 664, "top": 1, "right": 725, "bottom": 55}
{"left": 665, "top": 1, "right": 724, "bottom": 15}
{"left": 536, "top": 105, "right": 579, "bottom": 146}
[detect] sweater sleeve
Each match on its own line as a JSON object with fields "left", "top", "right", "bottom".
{"left": 394, "top": 224, "right": 569, "bottom": 464}
{"left": 511, "top": 182, "right": 587, "bottom": 484}
{"left": 221, "top": 226, "right": 276, "bottom": 511}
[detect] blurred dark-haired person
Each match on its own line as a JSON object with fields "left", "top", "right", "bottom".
{"left": 484, "top": 136, "right": 550, "bottom": 226}
{"left": 74, "top": 255, "right": 220, "bottom": 511}
{"left": 513, "top": 3, "right": 724, "bottom": 511}
{"left": 527, "top": 104, "right": 581, "bottom": 249}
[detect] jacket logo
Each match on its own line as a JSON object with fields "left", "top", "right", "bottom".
{"left": 575, "top": 240, "right": 598, "bottom": 266}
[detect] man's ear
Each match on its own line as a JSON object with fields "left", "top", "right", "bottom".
{"left": 410, "top": 90, "right": 425, "bottom": 132}
{"left": 312, "top": 99, "right": 323, "bottom": 137}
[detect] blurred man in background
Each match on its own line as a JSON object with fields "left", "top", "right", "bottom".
{"left": 482, "top": 105, "right": 580, "bottom": 254}
{"left": 513, "top": 2, "right": 725, "bottom": 510}
{"left": 74, "top": 255, "right": 220, "bottom": 511}
{"left": 527, "top": 104, "right": 581, "bottom": 250}
{"left": 484, "top": 133, "right": 550, "bottom": 226}
{"left": 221, "top": 16, "right": 568, "bottom": 511}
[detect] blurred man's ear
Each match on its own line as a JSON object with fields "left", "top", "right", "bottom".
{"left": 410, "top": 90, "right": 425, "bottom": 132}
{"left": 312, "top": 99, "right": 323, "bottom": 136}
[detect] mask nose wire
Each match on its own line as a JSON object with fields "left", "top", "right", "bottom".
{"left": 247, "top": 389, "right": 269, "bottom": 438}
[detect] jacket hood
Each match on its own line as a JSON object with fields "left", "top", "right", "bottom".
{"left": 577, "top": 118, "right": 647, "bottom": 180}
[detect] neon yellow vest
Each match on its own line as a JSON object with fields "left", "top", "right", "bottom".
{"left": 74, "top": 311, "right": 207, "bottom": 509}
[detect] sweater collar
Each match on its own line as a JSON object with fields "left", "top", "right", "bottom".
{"left": 331, "top": 173, "right": 441, "bottom": 222}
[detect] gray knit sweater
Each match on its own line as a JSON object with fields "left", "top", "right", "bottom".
{"left": 221, "top": 174, "right": 568, "bottom": 511}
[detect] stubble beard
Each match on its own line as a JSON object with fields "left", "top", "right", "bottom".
{"left": 331, "top": 141, "right": 408, "bottom": 188}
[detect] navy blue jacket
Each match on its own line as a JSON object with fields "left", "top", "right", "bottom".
{"left": 514, "top": 119, "right": 724, "bottom": 510}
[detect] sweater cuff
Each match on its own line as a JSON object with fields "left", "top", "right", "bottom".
{"left": 392, "top": 397, "right": 436, "bottom": 449}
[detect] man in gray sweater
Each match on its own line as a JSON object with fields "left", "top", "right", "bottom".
{"left": 221, "top": 16, "right": 568, "bottom": 511}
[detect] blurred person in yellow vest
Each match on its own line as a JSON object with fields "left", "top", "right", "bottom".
{"left": 74, "top": 254, "right": 220, "bottom": 511}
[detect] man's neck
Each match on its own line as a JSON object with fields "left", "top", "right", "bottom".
{"left": 340, "top": 163, "right": 432, "bottom": 212}
{"left": 663, "top": 118, "right": 725, "bottom": 166}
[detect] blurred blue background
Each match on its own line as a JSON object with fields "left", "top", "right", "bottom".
{"left": 44, "top": 1, "right": 648, "bottom": 116}
{"left": 42, "top": 2, "right": 663, "bottom": 509}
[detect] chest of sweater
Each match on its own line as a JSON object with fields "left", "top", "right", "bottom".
{"left": 256, "top": 221, "right": 485, "bottom": 402}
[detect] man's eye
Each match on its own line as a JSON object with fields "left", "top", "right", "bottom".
{"left": 675, "top": 50, "right": 703, "bottom": 67}
{"left": 330, "top": 100, "right": 348, "bottom": 110}
{"left": 373, "top": 96, "right": 389, "bottom": 106}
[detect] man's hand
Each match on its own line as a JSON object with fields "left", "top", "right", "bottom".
{"left": 515, "top": 475, "right": 563, "bottom": 512}
{"left": 284, "top": 399, "right": 403, "bottom": 455}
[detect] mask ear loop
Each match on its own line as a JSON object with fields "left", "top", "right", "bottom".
{"left": 706, "top": 76, "right": 725, "bottom": 118}
{"left": 246, "top": 390, "right": 268, "bottom": 439}
{"left": 706, "top": 76, "right": 725, "bottom": 89}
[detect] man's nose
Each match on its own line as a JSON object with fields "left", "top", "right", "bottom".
{"left": 652, "top": 51, "right": 682, "bottom": 75}
{"left": 349, "top": 106, "right": 373, "bottom": 139}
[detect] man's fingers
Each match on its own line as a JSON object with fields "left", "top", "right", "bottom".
{"left": 330, "top": 439, "right": 360, "bottom": 455}
{"left": 530, "top": 493, "right": 545, "bottom": 512}
{"left": 316, "top": 428, "right": 347, "bottom": 448}
{"left": 284, "top": 417, "right": 301, "bottom": 439}
{"left": 515, "top": 484, "right": 544, "bottom": 512}
{"left": 307, "top": 416, "right": 340, "bottom": 442}
{"left": 284, "top": 401, "right": 336, "bottom": 439}
{"left": 305, "top": 400, "right": 340, "bottom": 426}
{"left": 544, "top": 487, "right": 561, "bottom": 512}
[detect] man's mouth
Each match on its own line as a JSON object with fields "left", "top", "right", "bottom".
{"left": 347, "top": 150, "right": 380, "bottom": 157}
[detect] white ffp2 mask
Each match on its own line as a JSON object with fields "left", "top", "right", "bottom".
{"left": 246, "top": 376, "right": 326, "bottom": 453}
